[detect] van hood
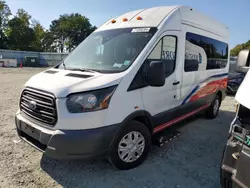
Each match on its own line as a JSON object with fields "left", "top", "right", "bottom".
{"left": 24, "top": 68, "right": 124, "bottom": 98}
{"left": 236, "top": 70, "right": 250, "bottom": 109}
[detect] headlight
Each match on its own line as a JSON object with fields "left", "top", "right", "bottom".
{"left": 66, "top": 85, "right": 117, "bottom": 113}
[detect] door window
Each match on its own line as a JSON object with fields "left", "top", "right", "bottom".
{"left": 147, "top": 36, "right": 177, "bottom": 77}
{"left": 128, "top": 35, "right": 177, "bottom": 91}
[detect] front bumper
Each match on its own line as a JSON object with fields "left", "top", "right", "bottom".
{"left": 15, "top": 113, "right": 120, "bottom": 160}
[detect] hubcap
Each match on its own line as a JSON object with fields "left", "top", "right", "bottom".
{"left": 213, "top": 99, "right": 219, "bottom": 115}
{"left": 118, "top": 131, "right": 145, "bottom": 163}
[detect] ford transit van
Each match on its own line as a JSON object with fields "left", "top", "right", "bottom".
{"left": 15, "top": 6, "right": 229, "bottom": 170}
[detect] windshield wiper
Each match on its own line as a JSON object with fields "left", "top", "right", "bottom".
{"left": 69, "top": 68, "right": 100, "bottom": 73}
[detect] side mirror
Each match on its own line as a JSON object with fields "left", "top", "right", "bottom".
{"left": 146, "top": 61, "right": 165, "bottom": 87}
{"left": 236, "top": 50, "right": 250, "bottom": 73}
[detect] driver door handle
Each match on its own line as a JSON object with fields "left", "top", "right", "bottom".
{"left": 173, "top": 81, "right": 180, "bottom": 85}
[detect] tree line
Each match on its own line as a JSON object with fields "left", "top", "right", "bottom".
{"left": 230, "top": 40, "right": 250, "bottom": 56}
{"left": 0, "top": 0, "right": 96, "bottom": 52}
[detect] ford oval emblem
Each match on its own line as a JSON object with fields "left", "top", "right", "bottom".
{"left": 29, "top": 101, "right": 37, "bottom": 110}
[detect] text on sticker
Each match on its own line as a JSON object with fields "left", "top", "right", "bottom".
{"left": 132, "top": 28, "right": 150, "bottom": 33}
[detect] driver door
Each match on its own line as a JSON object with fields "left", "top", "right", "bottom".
{"left": 141, "top": 31, "right": 182, "bottom": 127}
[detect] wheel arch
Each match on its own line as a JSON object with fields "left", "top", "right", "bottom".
{"left": 122, "top": 110, "right": 154, "bottom": 134}
{"left": 217, "top": 90, "right": 222, "bottom": 101}
{"left": 216, "top": 89, "right": 226, "bottom": 105}
{"left": 110, "top": 110, "right": 154, "bottom": 148}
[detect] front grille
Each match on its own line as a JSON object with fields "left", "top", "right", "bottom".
{"left": 20, "top": 88, "right": 57, "bottom": 126}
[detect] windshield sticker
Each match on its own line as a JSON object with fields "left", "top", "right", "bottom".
{"left": 113, "top": 63, "right": 123, "bottom": 68}
{"left": 132, "top": 28, "right": 150, "bottom": 33}
{"left": 123, "top": 60, "right": 131, "bottom": 66}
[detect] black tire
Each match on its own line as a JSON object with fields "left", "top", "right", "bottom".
{"left": 220, "top": 145, "right": 233, "bottom": 188}
{"left": 109, "top": 120, "right": 151, "bottom": 170}
{"left": 205, "top": 95, "right": 221, "bottom": 119}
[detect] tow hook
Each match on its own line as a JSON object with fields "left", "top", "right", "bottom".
{"left": 232, "top": 152, "right": 240, "bottom": 160}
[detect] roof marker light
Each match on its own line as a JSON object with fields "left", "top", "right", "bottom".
{"left": 111, "top": 19, "right": 116, "bottom": 23}
{"left": 137, "top": 16, "right": 142, "bottom": 20}
{"left": 122, "top": 18, "right": 128, "bottom": 22}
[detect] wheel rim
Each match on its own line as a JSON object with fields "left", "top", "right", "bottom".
{"left": 213, "top": 99, "right": 219, "bottom": 115}
{"left": 118, "top": 131, "right": 145, "bottom": 163}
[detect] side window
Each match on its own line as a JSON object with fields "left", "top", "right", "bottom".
{"left": 185, "top": 32, "right": 228, "bottom": 72}
{"left": 147, "top": 36, "right": 177, "bottom": 77}
{"left": 184, "top": 33, "right": 202, "bottom": 72}
{"left": 203, "top": 37, "right": 228, "bottom": 70}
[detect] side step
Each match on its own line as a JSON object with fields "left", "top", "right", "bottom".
{"left": 153, "top": 129, "right": 181, "bottom": 147}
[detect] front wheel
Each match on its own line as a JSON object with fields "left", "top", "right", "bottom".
{"left": 205, "top": 95, "right": 221, "bottom": 119}
{"left": 108, "top": 120, "right": 151, "bottom": 170}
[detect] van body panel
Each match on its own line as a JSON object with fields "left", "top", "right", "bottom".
{"left": 236, "top": 70, "right": 250, "bottom": 109}
{"left": 103, "top": 86, "right": 145, "bottom": 126}
{"left": 181, "top": 73, "right": 228, "bottom": 105}
{"left": 24, "top": 69, "right": 124, "bottom": 98}
{"left": 152, "top": 96, "right": 211, "bottom": 129}
{"left": 180, "top": 21, "right": 229, "bottom": 103}
{"left": 179, "top": 7, "right": 229, "bottom": 39}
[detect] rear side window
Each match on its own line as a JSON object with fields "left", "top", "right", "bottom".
{"left": 147, "top": 36, "right": 177, "bottom": 77}
{"left": 185, "top": 32, "right": 228, "bottom": 72}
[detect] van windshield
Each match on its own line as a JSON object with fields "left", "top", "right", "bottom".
{"left": 59, "top": 28, "right": 157, "bottom": 73}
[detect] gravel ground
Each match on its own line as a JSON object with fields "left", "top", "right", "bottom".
{"left": 0, "top": 68, "right": 236, "bottom": 188}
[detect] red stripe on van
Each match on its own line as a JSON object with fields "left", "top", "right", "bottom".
{"left": 153, "top": 103, "right": 210, "bottom": 134}
{"left": 189, "top": 78, "right": 228, "bottom": 102}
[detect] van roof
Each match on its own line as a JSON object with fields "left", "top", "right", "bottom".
{"left": 96, "top": 6, "right": 229, "bottom": 38}
{"left": 97, "top": 6, "right": 180, "bottom": 31}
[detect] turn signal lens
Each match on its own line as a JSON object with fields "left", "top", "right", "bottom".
{"left": 111, "top": 19, "right": 116, "bottom": 23}
{"left": 137, "top": 16, "right": 142, "bottom": 20}
{"left": 122, "top": 18, "right": 128, "bottom": 22}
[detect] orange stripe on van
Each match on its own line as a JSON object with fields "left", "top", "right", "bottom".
{"left": 189, "top": 78, "right": 228, "bottom": 102}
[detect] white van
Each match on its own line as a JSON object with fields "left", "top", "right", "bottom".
{"left": 15, "top": 6, "right": 229, "bottom": 170}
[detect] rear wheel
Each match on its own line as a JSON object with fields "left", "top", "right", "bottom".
{"left": 109, "top": 120, "right": 151, "bottom": 170}
{"left": 205, "top": 95, "right": 221, "bottom": 119}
